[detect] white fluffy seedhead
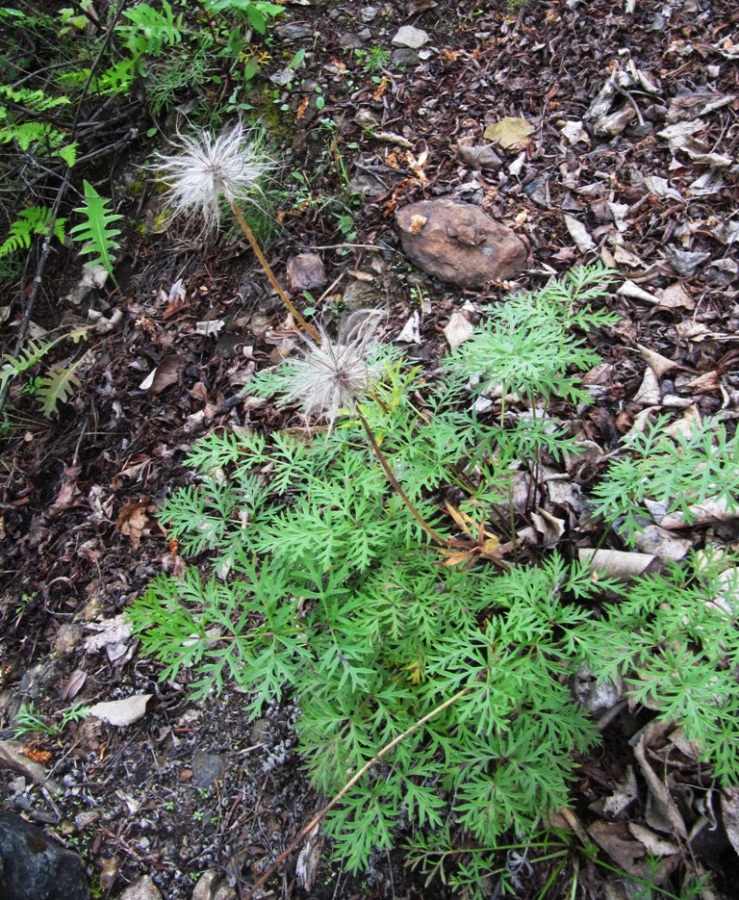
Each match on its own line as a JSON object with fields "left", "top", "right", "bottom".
{"left": 280, "top": 310, "right": 385, "bottom": 430}
{"left": 153, "top": 123, "right": 271, "bottom": 231}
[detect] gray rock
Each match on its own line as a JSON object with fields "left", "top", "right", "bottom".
{"left": 456, "top": 143, "right": 503, "bottom": 170}
{"left": 117, "top": 875, "right": 162, "bottom": 900}
{"left": 0, "top": 812, "right": 90, "bottom": 900}
{"left": 275, "top": 24, "right": 313, "bottom": 42}
{"left": 391, "top": 48, "right": 420, "bottom": 67}
{"left": 392, "top": 25, "right": 430, "bottom": 49}
{"left": 395, "top": 199, "right": 528, "bottom": 289}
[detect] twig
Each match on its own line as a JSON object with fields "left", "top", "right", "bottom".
{"left": 357, "top": 408, "right": 448, "bottom": 546}
{"left": 230, "top": 201, "right": 321, "bottom": 343}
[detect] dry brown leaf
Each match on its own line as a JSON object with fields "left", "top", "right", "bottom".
{"left": 116, "top": 500, "right": 152, "bottom": 550}
{"left": 684, "top": 370, "right": 721, "bottom": 393}
{"left": 618, "top": 280, "right": 659, "bottom": 304}
{"left": 88, "top": 694, "right": 153, "bottom": 727}
{"left": 139, "top": 354, "right": 186, "bottom": 394}
{"left": 578, "top": 548, "right": 660, "bottom": 580}
{"left": 634, "top": 730, "right": 689, "bottom": 839}
{"left": 48, "top": 465, "right": 82, "bottom": 516}
{"left": 627, "top": 823, "right": 680, "bottom": 857}
{"left": 84, "top": 614, "right": 133, "bottom": 653}
{"left": 59, "top": 669, "right": 87, "bottom": 701}
{"left": 632, "top": 367, "right": 661, "bottom": 406}
{"left": 637, "top": 345, "right": 678, "bottom": 379}
{"left": 564, "top": 215, "right": 596, "bottom": 254}
{"left": 483, "top": 116, "right": 534, "bottom": 150}
{"left": 657, "top": 282, "right": 695, "bottom": 310}
{"left": 443, "top": 310, "right": 475, "bottom": 349}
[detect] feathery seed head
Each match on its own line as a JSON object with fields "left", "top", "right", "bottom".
{"left": 153, "top": 123, "right": 271, "bottom": 231}
{"left": 279, "top": 311, "right": 384, "bottom": 429}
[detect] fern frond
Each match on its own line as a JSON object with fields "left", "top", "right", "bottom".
{"left": 37, "top": 355, "right": 88, "bottom": 417}
{"left": 118, "top": 0, "right": 183, "bottom": 61}
{"left": 69, "top": 181, "right": 123, "bottom": 276}
{"left": 0, "top": 83, "right": 71, "bottom": 112}
{"left": 0, "top": 118, "right": 77, "bottom": 164}
{"left": 0, "top": 339, "right": 56, "bottom": 395}
{"left": 0, "top": 207, "right": 66, "bottom": 258}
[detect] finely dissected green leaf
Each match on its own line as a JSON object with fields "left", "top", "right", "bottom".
{"left": 0, "top": 339, "right": 56, "bottom": 395}
{"left": 129, "top": 266, "right": 739, "bottom": 888}
{"left": 0, "top": 207, "right": 66, "bottom": 258}
{"left": 69, "top": 181, "right": 123, "bottom": 276}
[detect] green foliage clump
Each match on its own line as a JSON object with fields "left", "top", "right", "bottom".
{"left": 130, "top": 269, "right": 652, "bottom": 874}
{"left": 128, "top": 268, "right": 739, "bottom": 892}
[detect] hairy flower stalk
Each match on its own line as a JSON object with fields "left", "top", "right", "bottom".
{"left": 274, "top": 311, "right": 446, "bottom": 545}
{"left": 153, "top": 124, "right": 320, "bottom": 342}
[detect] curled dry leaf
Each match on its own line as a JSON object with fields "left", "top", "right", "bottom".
{"left": 638, "top": 344, "right": 678, "bottom": 379}
{"left": 88, "top": 694, "right": 153, "bottom": 727}
{"left": 579, "top": 548, "right": 660, "bottom": 580}
{"left": 116, "top": 499, "right": 153, "bottom": 550}
{"left": 59, "top": 669, "right": 87, "bottom": 701}
{"left": 632, "top": 367, "right": 661, "bottom": 407}
{"left": 139, "top": 354, "right": 186, "bottom": 394}
{"left": 618, "top": 280, "right": 659, "bottom": 304}
{"left": 443, "top": 310, "right": 475, "bottom": 349}
{"left": 564, "top": 215, "right": 596, "bottom": 254}
{"left": 396, "top": 311, "right": 421, "bottom": 344}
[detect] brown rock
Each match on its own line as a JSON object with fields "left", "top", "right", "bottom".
{"left": 395, "top": 199, "right": 527, "bottom": 289}
{"left": 286, "top": 253, "right": 326, "bottom": 293}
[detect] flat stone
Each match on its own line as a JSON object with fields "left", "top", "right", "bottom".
{"left": 191, "top": 750, "right": 225, "bottom": 789}
{"left": 456, "top": 143, "right": 503, "bottom": 170}
{"left": 392, "top": 25, "right": 430, "bottom": 49}
{"left": 395, "top": 199, "right": 528, "bottom": 288}
{"left": 391, "top": 48, "right": 420, "bottom": 67}
{"left": 286, "top": 253, "right": 326, "bottom": 293}
{"left": 275, "top": 24, "right": 313, "bottom": 41}
{"left": 0, "top": 812, "right": 90, "bottom": 900}
{"left": 117, "top": 875, "right": 162, "bottom": 900}
{"left": 192, "top": 870, "right": 237, "bottom": 900}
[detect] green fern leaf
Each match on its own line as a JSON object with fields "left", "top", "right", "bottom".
{"left": 69, "top": 181, "right": 123, "bottom": 276}
{"left": 118, "top": 1, "right": 182, "bottom": 61}
{"left": 0, "top": 338, "right": 56, "bottom": 395}
{"left": 37, "top": 356, "right": 87, "bottom": 418}
{"left": 0, "top": 207, "right": 67, "bottom": 258}
{"left": 0, "top": 84, "right": 71, "bottom": 112}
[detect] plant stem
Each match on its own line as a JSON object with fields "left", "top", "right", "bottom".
{"left": 229, "top": 201, "right": 321, "bottom": 343}
{"left": 356, "top": 407, "right": 448, "bottom": 547}
{"left": 245, "top": 685, "right": 475, "bottom": 898}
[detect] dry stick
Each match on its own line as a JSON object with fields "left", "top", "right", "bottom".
{"left": 229, "top": 202, "right": 321, "bottom": 344}
{"left": 246, "top": 685, "right": 474, "bottom": 898}
{"left": 356, "top": 407, "right": 449, "bottom": 547}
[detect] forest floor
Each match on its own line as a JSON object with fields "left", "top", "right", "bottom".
{"left": 1, "top": 0, "right": 738, "bottom": 898}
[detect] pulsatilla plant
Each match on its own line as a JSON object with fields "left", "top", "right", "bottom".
{"left": 128, "top": 266, "right": 739, "bottom": 895}
{"left": 153, "top": 123, "right": 319, "bottom": 341}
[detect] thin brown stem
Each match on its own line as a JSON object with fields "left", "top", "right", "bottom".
{"left": 230, "top": 201, "right": 321, "bottom": 343}
{"left": 245, "top": 685, "right": 474, "bottom": 898}
{"left": 356, "top": 408, "right": 448, "bottom": 547}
